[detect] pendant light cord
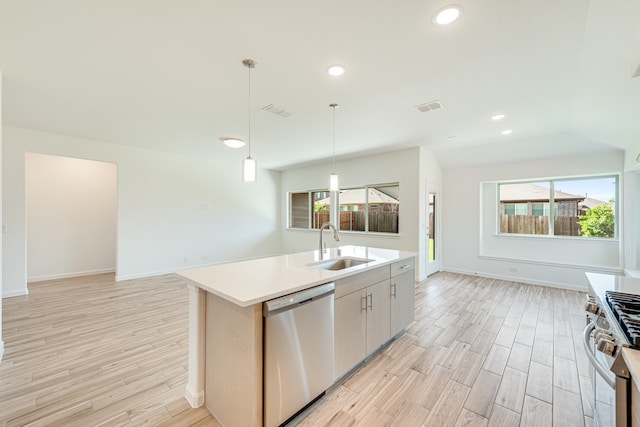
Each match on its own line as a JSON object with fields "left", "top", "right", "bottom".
{"left": 248, "top": 63, "right": 252, "bottom": 158}
{"left": 331, "top": 104, "right": 337, "bottom": 173}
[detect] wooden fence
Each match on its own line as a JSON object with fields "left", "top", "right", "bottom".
{"left": 500, "top": 215, "right": 581, "bottom": 236}
{"left": 313, "top": 211, "right": 399, "bottom": 233}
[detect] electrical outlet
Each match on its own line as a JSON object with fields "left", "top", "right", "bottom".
{"left": 183, "top": 257, "right": 189, "bottom": 264}
{"left": 509, "top": 267, "right": 518, "bottom": 272}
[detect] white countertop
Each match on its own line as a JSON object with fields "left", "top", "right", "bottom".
{"left": 586, "top": 272, "right": 640, "bottom": 300}
{"left": 177, "top": 245, "right": 417, "bottom": 307}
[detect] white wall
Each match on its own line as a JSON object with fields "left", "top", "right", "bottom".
{"left": 26, "top": 153, "right": 117, "bottom": 282}
{"left": 1, "top": 70, "right": 4, "bottom": 359}
{"left": 623, "top": 170, "right": 640, "bottom": 275}
{"left": 442, "top": 150, "right": 626, "bottom": 290}
{"left": 280, "top": 147, "right": 442, "bottom": 280}
{"left": 3, "top": 126, "right": 281, "bottom": 297}
{"left": 623, "top": 149, "right": 640, "bottom": 276}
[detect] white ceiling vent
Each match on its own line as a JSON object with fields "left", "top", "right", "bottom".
{"left": 415, "top": 100, "right": 443, "bottom": 113}
{"left": 262, "top": 104, "right": 293, "bottom": 118}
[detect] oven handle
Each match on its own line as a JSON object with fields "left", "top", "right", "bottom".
{"left": 583, "top": 321, "right": 616, "bottom": 389}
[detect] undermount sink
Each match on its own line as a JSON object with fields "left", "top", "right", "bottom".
{"left": 308, "top": 256, "right": 374, "bottom": 271}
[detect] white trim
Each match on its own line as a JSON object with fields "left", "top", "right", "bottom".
{"left": 0, "top": 340, "right": 4, "bottom": 362}
{"left": 3, "top": 289, "right": 28, "bottom": 298}
{"left": 442, "top": 267, "right": 589, "bottom": 292}
{"left": 27, "top": 268, "right": 116, "bottom": 283}
{"left": 185, "top": 385, "right": 204, "bottom": 408}
{"left": 478, "top": 254, "right": 623, "bottom": 274}
{"left": 625, "top": 270, "right": 640, "bottom": 278}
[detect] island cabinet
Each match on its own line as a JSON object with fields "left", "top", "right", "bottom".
{"left": 333, "top": 260, "right": 415, "bottom": 381}
{"left": 390, "top": 258, "right": 415, "bottom": 337}
{"left": 180, "top": 246, "right": 417, "bottom": 427}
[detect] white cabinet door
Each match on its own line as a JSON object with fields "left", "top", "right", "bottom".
{"left": 333, "top": 289, "right": 367, "bottom": 380}
{"left": 390, "top": 270, "right": 415, "bottom": 337}
{"left": 366, "top": 280, "right": 391, "bottom": 354}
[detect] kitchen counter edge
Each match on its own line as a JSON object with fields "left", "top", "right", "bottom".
{"left": 177, "top": 246, "right": 417, "bottom": 308}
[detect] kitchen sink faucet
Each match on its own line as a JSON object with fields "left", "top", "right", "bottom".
{"left": 319, "top": 222, "right": 340, "bottom": 256}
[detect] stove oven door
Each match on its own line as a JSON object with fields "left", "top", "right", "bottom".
{"left": 584, "top": 321, "right": 619, "bottom": 426}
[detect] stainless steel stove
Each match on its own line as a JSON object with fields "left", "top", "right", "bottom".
{"left": 585, "top": 285, "right": 637, "bottom": 427}
{"left": 606, "top": 291, "right": 640, "bottom": 348}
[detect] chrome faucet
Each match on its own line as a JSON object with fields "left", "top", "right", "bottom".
{"left": 319, "top": 222, "right": 340, "bottom": 255}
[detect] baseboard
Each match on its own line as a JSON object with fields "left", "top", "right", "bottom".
{"left": 185, "top": 385, "right": 204, "bottom": 408}
{"left": 116, "top": 267, "right": 181, "bottom": 282}
{"left": 441, "top": 267, "right": 588, "bottom": 292}
{"left": 28, "top": 268, "right": 116, "bottom": 283}
{"left": 2, "top": 289, "right": 29, "bottom": 298}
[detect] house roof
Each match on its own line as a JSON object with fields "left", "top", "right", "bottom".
{"left": 318, "top": 188, "right": 399, "bottom": 205}
{"left": 499, "top": 183, "right": 585, "bottom": 203}
{"left": 580, "top": 197, "right": 610, "bottom": 210}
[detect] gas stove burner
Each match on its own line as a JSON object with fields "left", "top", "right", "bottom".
{"left": 606, "top": 291, "right": 640, "bottom": 348}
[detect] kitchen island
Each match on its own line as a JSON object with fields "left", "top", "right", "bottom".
{"left": 178, "top": 245, "right": 416, "bottom": 427}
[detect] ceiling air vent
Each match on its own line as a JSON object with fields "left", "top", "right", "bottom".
{"left": 262, "top": 104, "right": 293, "bottom": 118}
{"left": 415, "top": 100, "right": 443, "bottom": 113}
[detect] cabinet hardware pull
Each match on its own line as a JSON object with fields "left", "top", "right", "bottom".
{"left": 361, "top": 296, "right": 367, "bottom": 312}
{"left": 400, "top": 264, "right": 411, "bottom": 269}
{"left": 391, "top": 283, "right": 397, "bottom": 298}
{"left": 367, "top": 293, "right": 373, "bottom": 310}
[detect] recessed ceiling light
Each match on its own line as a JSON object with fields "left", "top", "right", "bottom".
{"left": 327, "top": 65, "right": 345, "bottom": 77}
{"left": 501, "top": 130, "right": 513, "bottom": 135}
{"left": 221, "top": 137, "right": 245, "bottom": 148}
{"left": 433, "top": 5, "right": 463, "bottom": 25}
{"left": 491, "top": 114, "right": 505, "bottom": 121}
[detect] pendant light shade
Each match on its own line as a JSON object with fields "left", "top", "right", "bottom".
{"left": 329, "top": 103, "right": 339, "bottom": 192}
{"left": 242, "top": 59, "right": 257, "bottom": 182}
{"left": 329, "top": 173, "right": 339, "bottom": 192}
{"left": 243, "top": 156, "right": 257, "bottom": 182}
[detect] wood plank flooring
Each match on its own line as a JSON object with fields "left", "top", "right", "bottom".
{"left": 0, "top": 272, "right": 593, "bottom": 426}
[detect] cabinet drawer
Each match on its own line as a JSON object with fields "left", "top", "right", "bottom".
{"left": 334, "top": 265, "right": 390, "bottom": 299}
{"left": 390, "top": 258, "right": 415, "bottom": 277}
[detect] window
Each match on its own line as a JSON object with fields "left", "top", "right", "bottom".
{"left": 289, "top": 190, "right": 331, "bottom": 229}
{"left": 498, "top": 175, "right": 617, "bottom": 238}
{"left": 503, "top": 203, "right": 528, "bottom": 215}
{"left": 312, "top": 191, "right": 330, "bottom": 229}
{"left": 288, "top": 183, "right": 399, "bottom": 234}
{"left": 290, "top": 192, "right": 310, "bottom": 228}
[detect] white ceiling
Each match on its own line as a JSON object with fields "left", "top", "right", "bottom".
{"left": 1, "top": 0, "right": 639, "bottom": 169}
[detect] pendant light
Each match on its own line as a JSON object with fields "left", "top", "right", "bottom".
{"left": 242, "top": 59, "right": 257, "bottom": 182}
{"left": 329, "top": 103, "right": 339, "bottom": 192}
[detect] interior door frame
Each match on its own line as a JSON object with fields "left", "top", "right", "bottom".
{"left": 426, "top": 182, "right": 441, "bottom": 276}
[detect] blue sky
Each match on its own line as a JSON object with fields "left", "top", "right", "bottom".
{"left": 537, "top": 177, "right": 617, "bottom": 202}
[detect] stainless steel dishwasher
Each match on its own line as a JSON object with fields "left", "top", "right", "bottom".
{"left": 263, "top": 282, "right": 335, "bottom": 427}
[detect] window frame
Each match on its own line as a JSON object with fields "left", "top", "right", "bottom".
{"left": 496, "top": 174, "right": 619, "bottom": 239}
{"left": 287, "top": 182, "right": 400, "bottom": 235}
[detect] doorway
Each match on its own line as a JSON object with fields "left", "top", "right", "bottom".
{"left": 425, "top": 183, "right": 441, "bottom": 276}
{"left": 26, "top": 153, "right": 118, "bottom": 283}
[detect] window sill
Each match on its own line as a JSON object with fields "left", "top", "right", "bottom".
{"left": 286, "top": 228, "right": 401, "bottom": 238}
{"left": 492, "top": 233, "right": 619, "bottom": 243}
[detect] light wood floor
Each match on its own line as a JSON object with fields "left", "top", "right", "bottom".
{"left": 0, "top": 272, "right": 593, "bottom": 426}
